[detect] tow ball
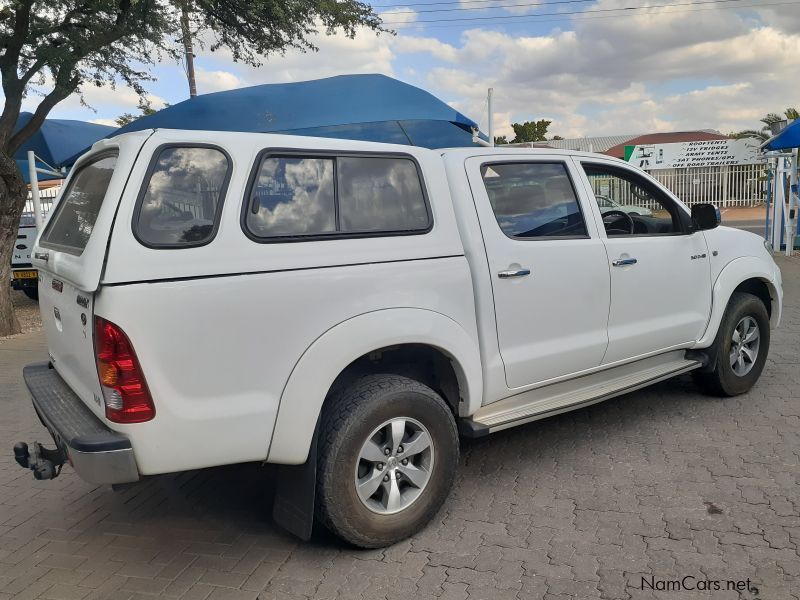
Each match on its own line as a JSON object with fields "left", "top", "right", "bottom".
{"left": 13, "top": 441, "right": 66, "bottom": 480}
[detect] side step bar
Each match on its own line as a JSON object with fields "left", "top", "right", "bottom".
{"left": 461, "top": 352, "right": 703, "bottom": 438}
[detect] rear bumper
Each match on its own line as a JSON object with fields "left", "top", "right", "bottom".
{"left": 22, "top": 362, "right": 139, "bottom": 485}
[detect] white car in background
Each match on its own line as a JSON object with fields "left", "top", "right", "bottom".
{"left": 595, "top": 194, "right": 653, "bottom": 216}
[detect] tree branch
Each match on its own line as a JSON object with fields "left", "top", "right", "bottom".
{"left": 6, "top": 71, "right": 80, "bottom": 156}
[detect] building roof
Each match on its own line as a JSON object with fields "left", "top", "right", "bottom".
{"left": 506, "top": 130, "right": 729, "bottom": 156}
{"left": 604, "top": 130, "right": 728, "bottom": 158}
{"left": 508, "top": 134, "right": 639, "bottom": 153}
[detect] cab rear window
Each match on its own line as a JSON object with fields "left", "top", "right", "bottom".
{"left": 134, "top": 145, "right": 231, "bottom": 248}
{"left": 39, "top": 154, "right": 117, "bottom": 255}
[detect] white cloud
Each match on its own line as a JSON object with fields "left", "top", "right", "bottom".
{"left": 89, "top": 118, "right": 119, "bottom": 127}
{"left": 393, "top": 36, "right": 459, "bottom": 62}
{"left": 395, "top": 7, "right": 800, "bottom": 138}
{"left": 194, "top": 69, "right": 243, "bottom": 94}
{"left": 378, "top": 7, "right": 419, "bottom": 28}
{"left": 232, "top": 27, "right": 395, "bottom": 85}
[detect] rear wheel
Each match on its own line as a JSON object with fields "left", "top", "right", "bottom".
{"left": 693, "top": 292, "right": 769, "bottom": 396}
{"left": 23, "top": 288, "right": 38, "bottom": 301}
{"left": 316, "top": 374, "right": 459, "bottom": 548}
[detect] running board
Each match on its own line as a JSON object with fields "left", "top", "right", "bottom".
{"left": 462, "top": 351, "right": 702, "bottom": 437}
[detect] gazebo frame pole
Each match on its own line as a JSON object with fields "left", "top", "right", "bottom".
{"left": 772, "top": 157, "right": 784, "bottom": 253}
{"left": 787, "top": 150, "right": 798, "bottom": 257}
{"left": 27, "top": 150, "right": 43, "bottom": 229}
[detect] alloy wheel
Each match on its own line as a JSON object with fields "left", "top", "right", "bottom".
{"left": 354, "top": 417, "right": 434, "bottom": 515}
{"left": 729, "top": 316, "right": 760, "bottom": 377}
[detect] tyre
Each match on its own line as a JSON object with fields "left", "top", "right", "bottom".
{"left": 316, "top": 374, "right": 459, "bottom": 548}
{"left": 693, "top": 292, "right": 770, "bottom": 396}
{"left": 23, "top": 288, "right": 38, "bottom": 301}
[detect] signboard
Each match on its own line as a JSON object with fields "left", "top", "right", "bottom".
{"left": 624, "top": 138, "right": 763, "bottom": 169}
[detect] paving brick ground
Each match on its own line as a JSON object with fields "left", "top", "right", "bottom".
{"left": 1, "top": 256, "right": 799, "bottom": 600}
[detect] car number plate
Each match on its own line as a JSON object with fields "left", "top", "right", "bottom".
{"left": 12, "top": 270, "right": 38, "bottom": 280}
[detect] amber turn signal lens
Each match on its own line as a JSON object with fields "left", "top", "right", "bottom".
{"left": 98, "top": 361, "right": 118, "bottom": 386}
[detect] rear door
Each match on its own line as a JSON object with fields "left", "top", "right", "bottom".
{"left": 31, "top": 134, "right": 150, "bottom": 415}
{"left": 466, "top": 155, "right": 611, "bottom": 389}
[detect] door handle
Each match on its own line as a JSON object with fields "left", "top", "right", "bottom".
{"left": 498, "top": 268, "right": 531, "bottom": 279}
{"left": 612, "top": 258, "right": 637, "bottom": 267}
{"left": 34, "top": 251, "right": 49, "bottom": 263}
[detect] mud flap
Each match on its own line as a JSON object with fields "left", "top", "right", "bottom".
{"left": 272, "top": 427, "right": 317, "bottom": 541}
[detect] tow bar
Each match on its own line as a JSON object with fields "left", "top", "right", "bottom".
{"left": 13, "top": 441, "right": 66, "bottom": 480}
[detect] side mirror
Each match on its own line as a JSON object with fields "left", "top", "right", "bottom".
{"left": 691, "top": 203, "right": 720, "bottom": 231}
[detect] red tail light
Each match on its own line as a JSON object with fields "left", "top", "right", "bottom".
{"left": 94, "top": 316, "right": 155, "bottom": 423}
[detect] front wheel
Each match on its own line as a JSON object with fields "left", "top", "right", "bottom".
{"left": 316, "top": 374, "right": 459, "bottom": 547}
{"left": 693, "top": 292, "right": 770, "bottom": 396}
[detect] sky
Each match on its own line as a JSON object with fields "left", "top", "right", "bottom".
{"left": 18, "top": 0, "right": 800, "bottom": 140}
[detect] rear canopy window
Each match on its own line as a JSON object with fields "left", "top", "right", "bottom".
{"left": 245, "top": 154, "right": 430, "bottom": 240}
{"left": 40, "top": 154, "right": 117, "bottom": 255}
{"left": 337, "top": 157, "right": 429, "bottom": 232}
{"left": 135, "top": 146, "right": 230, "bottom": 247}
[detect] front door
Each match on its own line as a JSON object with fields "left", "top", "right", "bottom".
{"left": 467, "top": 156, "right": 611, "bottom": 389}
{"left": 575, "top": 159, "right": 712, "bottom": 364}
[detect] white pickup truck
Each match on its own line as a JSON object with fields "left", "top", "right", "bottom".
{"left": 15, "top": 129, "right": 782, "bottom": 548}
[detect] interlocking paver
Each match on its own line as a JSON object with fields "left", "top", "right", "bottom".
{"left": 1, "top": 255, "right": 799, "bottom": 599}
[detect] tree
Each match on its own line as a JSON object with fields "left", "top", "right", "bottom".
{"left": 732, "top": 108, "right": 798, "bottom": 141}
{"left": 0, "top": 1, "right": 383, "bottom": 336}
{"left": 494, "top": 135, "right": 508, "bottom": 145}
{"left": 550, "top": 135, "right": 564, "bottom": 141}
{"left": 115, "top": 99, "right": 163, "bottom": 127}
{"left": 510, "top": 119, "right": 552, "bottom": 143}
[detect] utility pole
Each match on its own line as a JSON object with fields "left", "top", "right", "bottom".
{"left": 180, "top": 3, "right": 197, "bottom": 98}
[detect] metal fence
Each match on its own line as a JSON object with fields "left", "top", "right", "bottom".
{"left": 647, "top": 163, "right": 766, "bottom": 207}
{"left": 24, "top": 185, "right": 60, "bottom": 219}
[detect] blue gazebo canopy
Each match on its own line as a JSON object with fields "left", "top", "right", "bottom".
{"left": 763, "top": 119, "right": 800, "bottom": 151}
{"left": 13, "top": 112, "right": 116, "bottom": 168}
{"left": 112, "top": 74, "right": 482, "bottom": 148}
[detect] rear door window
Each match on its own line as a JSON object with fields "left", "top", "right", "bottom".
{"left": 39, "top": 154, "right": 117, "bottom": 255}
{"left": 481, "top": 162, "right": 587, "bottom": 239}
{"left": 134, "top": 146, "right": 231, "bottom": 247}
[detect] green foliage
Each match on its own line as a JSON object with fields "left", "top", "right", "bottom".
{"left": 115, "top": 99, "right": 164, "bottom": 127}
{"left": 0, "top": 1, "right": 384, "bottom": 154}
{"left": 731, "top": 108, "right": 798, "bottom": 141}
{"left": 494, "top": 135, "right": 508, "bottom": 145}
{"left": 0, "top": 0, "right": 385, "bottom": 335}
{"left": 510, "top": 119, "right": 552, "bottom": 143}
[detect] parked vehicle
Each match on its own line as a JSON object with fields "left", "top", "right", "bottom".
{"left": 11, "top": 214, "right": 39, "bottom": 300}
{"left": 14, "top": 130, "right": 782, "bottom": 548}
{"left": 594, "top": 194, "right": 653, "bottom": 217}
